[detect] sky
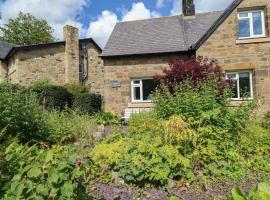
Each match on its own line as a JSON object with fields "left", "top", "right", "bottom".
{"left": 0, "top": 0, "right": 234, "bottom": 48}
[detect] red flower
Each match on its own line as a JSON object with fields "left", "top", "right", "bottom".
{"left": 76, "top": 159, "right": 83, "bottom": 168}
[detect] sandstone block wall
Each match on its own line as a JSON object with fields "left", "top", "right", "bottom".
{"left": 85, "top": 43, "right": 104, "bottom": 96}
{"left": 64, "top": 25, "right": 79, "bottom": 84}
{"left": 197, "top": 0, "right": 270, "bottom": 114}
{"left": 0, "top": 61, "right": 7, "bottom": 82}
{"left": 103, "top": 53, "right": 188, "bottom": 114}
{"left": 14, "top": 45, "right": 66, "bottom": 85}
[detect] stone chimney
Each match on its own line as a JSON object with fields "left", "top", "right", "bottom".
{"left": 63, "top": 25, "right": 79, "bottom": 84}
{"left": 182, "top": 0, "right": 195, "bottom": 17}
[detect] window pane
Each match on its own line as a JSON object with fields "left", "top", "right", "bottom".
{"left": 79, "top": 64, "right": 84, "bottom": 73}
{"left": 239, "top": 12, "right": 248, "bottom": 18}
{"left": 231, "top": 80, "right": 238, "bottom": 99}
{"left": 253, "top": 11, "right": 263, "bottom": 35}
{"left": 133, "top": 86, "right": 141, "bottom": 100}
{"left": 133, "top": 80, "right": 140, "bottom": 84}
{"left": 142, "top": 79, "right": 156, "bottom": 100}
{"left": 239, "top": 72, "right": 251, "bottom": 98}
{"left": 227, "top": 73, "right": 237, "bottom": 79}
{"left": 239, "top": 19, "right": 250, "bottom": 37}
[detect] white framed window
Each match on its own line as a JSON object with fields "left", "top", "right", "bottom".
{"left": 131, "top": 78, "right": 156, "bottom": 102}
{"left": 238, "top": 10, "right": 266, "bottom": 39}
{"left": 225, "top": 71, "right": 253, "bottom": 100}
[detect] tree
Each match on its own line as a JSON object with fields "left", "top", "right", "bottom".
{"left": 155, "top": 56, "right": 231, "bottom": 96}
{"left": 155, "top": 56, "right": 224, "bottom": 86}
{"left": 0, "top": 12, "right": 55, "bottom": 45}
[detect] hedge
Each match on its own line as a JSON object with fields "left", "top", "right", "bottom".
{"left": 29, "top": 83, "right": 73, "bottom": 111}
{"left": 72, "top": 93, "right": 102, "bottom": 115}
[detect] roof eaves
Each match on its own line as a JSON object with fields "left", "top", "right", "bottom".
{"left": 100, "top": 49, "right": 195, "bottom": 58}
{"left": 191, "top": 0, "right": 243, "bottom": 50}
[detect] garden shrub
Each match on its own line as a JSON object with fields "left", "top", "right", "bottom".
{"left": 0, "top": 92, "right": 48, "bottom": 144}
{"left": 128, "top": 112, "right": 163, "bottom": 135}
{"left": 95, "top": 111, "right": 121, "bottom": 126}
{"left": 44, "top": 110, "right": 96, "bottom": 144}
{"left": 73, "top": 93, "right": 102, "bottom": 115}
{"left": 0, "top": 83, "right": 24, "bottom": 93}
{"left": 228, "top": 182, "right": 270, "bottom": 200}
{"left": 91, "top": 132, "right": 192, "bottom": 188}
{"left": 64, "top": 83, "right": 89, "bottom": 95}
{"left": 1, "top": 141, "right": 92, "bottom": 199}
{"left": 262, "top": 111, "right": 270, "bottom": 129}
{"left": 29, "top": 81, "right": 73, "bottom": 111}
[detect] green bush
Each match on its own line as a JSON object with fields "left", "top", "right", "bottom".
{"left": 0, "top": 83, "right": 24, "bottom": 93}
{"left": 228, "top": 182, "right": 270, "bottom": 200}
{"left": 44, "top": 110, "right": 96, "bottom": 143}
{"left": 262, "top": 111, "right": 270, "bottom": 129}
{"left": 29, "top": 81, "right": 73, "bottom": 111}
{"left": 95, "top": 111, "right": 121, "bottom": 126}
{"left": 91, "top": 132, "right": 191, "bottom": 188}
{"left": 64, "top": 83, "right": 89, "bottom": 95}
{"left": 73, "top": 93, "right": 102, "bottom": 115}
{"left": 0, "top": 92, "right": 48, "bottom": 144}
{"left": 1, "top": 141, "right": 92, "bottom": 199}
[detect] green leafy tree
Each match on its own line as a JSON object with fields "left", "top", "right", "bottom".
{"left": 0, "top": 12, "right": 55, "bottom": 45}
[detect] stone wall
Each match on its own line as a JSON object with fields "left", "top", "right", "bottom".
{"left": 197, "top": 0, "right": 270, "bottom": 114}
{"left": 64, "top": 25, "right": 79, "bottom": 84}
{"left": 0, "top": 61, "right": 7, "bottom": 82}
{"left": 14, "top": 45, "right": 66, "bottom": 85}
{"left": 103, "top": 53, "right": 190, "bottom": 114}
{"left": 84, "top": 43, "right": 104, "bottom": 96}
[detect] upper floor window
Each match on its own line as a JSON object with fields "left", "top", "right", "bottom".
{"left": 131, "top": 79, "right": 156, "bottom": 102}
{"left": 238, "top": 10, "right": 266, "bottom": 39}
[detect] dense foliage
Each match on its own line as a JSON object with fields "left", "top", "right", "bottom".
{"left": 91, "top": 56, "right": 269, "bottom": 193}
{"left": 73, "top": 93, "right": 102, "bottom": 115}
{"left": 0, "top": 82, "right": 97, "bottom": 199}
{"left": 95, "top": 112, "right": 121, "bottom": 126}
{"left": 0, "top": 12, "right": 54, "bottom": 45}
{"left": 155, "top": 56, "right": 224, "bottom": 89}
{"left": 228, "top": 182, "right": 270, "bottom": 200}
{"left": 27, "top": 81, "right": 102, "bottom": 114}
{"left": 1, "top": 142, "right": 92, "bottom": 199}
{"left": 0, "top": 91, "right": 48, "bottom": 144}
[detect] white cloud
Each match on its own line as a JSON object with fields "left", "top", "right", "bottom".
{"left": 87, "top": 2, "right": 159, "bottom": 48}
{"left": 156, "top": 0, "right": 165, "bottom": 9}
{"left": 0, "top": 0, "right": 89, "bottom": 39}
{"left": 86, "top": 11, "right": 118, "bottom": 48}
{"left": 122, "top": 2, "right": 152, "bottom": 22}
{"left": 171, "top": 0, "right": 233, "bottom": 15}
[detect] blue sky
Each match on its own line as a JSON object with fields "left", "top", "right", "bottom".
{"left": 0, "top": 0, "right": 233, "bottom": 48}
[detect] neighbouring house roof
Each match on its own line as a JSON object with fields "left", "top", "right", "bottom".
{"left": 102, "top": 0, "right": 243, "bottom": 57}
{"left": 0, "top": 42, "right": 15, "bottom": 60}
{"left": 0, "top": 38, "right": 101, "bottom": 60}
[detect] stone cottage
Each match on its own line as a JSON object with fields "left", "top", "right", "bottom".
{"left": 102, "top": 0, "right": 270, "bottom": 115}
{"left": 0, "top": 25, "right": 104, "bottom": 95}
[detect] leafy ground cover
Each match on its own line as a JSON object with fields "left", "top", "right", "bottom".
{"left": 1, "top": 57, "right": 270, "bottom": 199}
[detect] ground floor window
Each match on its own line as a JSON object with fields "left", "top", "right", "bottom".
{"left": 225, "top": 71, "right": 253, "bottom": 100}
{"left": 131, "top": 78, "right": 156, "bottom": 102}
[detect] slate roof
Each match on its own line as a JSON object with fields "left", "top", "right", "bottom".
{"left": 102, "top": 11, "right": 223, "bottom": 57}
{"left": 0, "top": 42, "right": 14, "bottom": 60}
{"left": 0, "top": 38, "right": 101, "bottom": 60}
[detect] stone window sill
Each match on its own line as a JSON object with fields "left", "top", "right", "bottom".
{"left": 236, "top": 37, "right": 270, "bottom": 44}
{"left": 128, "top": 102, "right": 155, "bottom": 108}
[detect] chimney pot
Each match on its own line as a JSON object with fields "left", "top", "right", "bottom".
{"left": 183, "top": 0, "right": 195, "bottom": 16}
